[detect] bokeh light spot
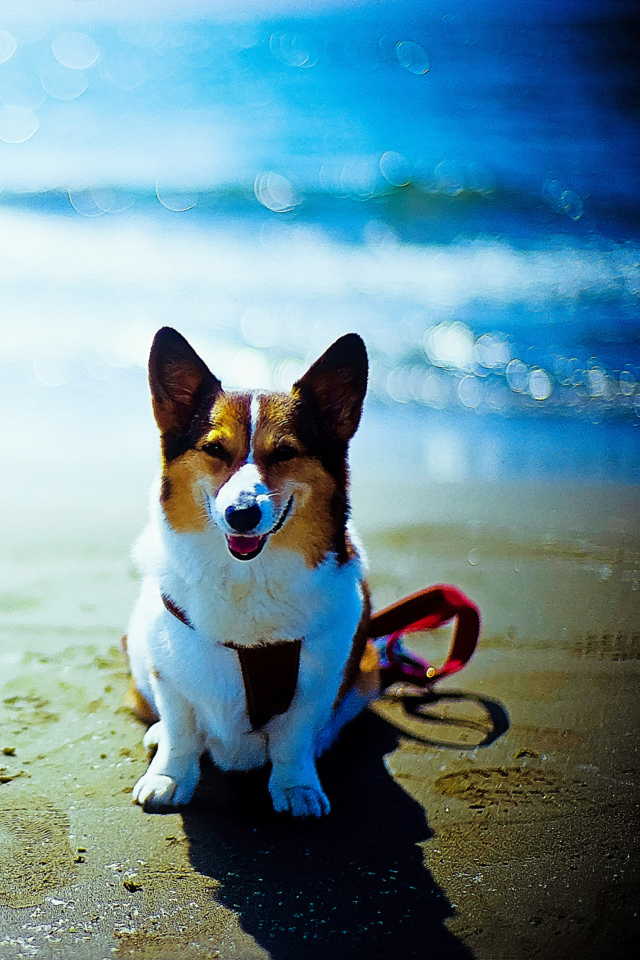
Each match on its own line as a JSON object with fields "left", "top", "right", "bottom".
{"left": 475, "top": 333, "right": 511, "bottom": 369}
{"left": 156, "top": 181, "right": 198, "bottom": 212}
{"left": 587, "top": 365, "right": 611, "bottom": 399}
{"left": 32, "top": 356, "right": 74, "bottom": 387}
{"left": 51, "top": 33, "right": 100, "bottom": 70}
{"left": 269, "top": 33, "right": 319, "bottom": 68}
{"left": 543, "top": 174, "right": 583, "bottom": 221}
{"left": 458, "top": 375, "right": 483, "bottom": 408}
{"left": 425, "top": 321, "right": 475, "bottom": 370}
{"left": 560, "top": 189, "right": 583, "bottom": 221}
{"left": 232, "top": 348, "right": 273, "bottom": 390}
{"left": 619, "top": 370, "right": 636, "bottom": 397}
{"left": 118, "top": 22, "right": 164, "bottom": 49}
{"left": 362, "top": 219, "right": 398, "bottom": 246}
{"left": 274, "top": 358, "right": 307, "bottom": 391}
{"left": 506, "top": 359, "right": 528, "bottom": 393}
{"left": 0, "top": 105, "right": 39, "bottom": 143}
{"left": 395, "top": 40, "right": 429, "bottom": 75}
{"left": 386, "top": 366, "right": 412, "bottom": 403}
{"left": 0, "top": 30, "right": 17, "bottom": 64}
{"left": 528, "top": 368, "right": 553, "bottom": 401}
{"left": 0, "top": 65, "right": 48, "bottom": 110}
{"left": 91, "top": 187, "right": 135, "bottom": 214}
{"left": 68, "top": 189, "right": 106, "bottom": 218}
{"left": 421, "top": 369, "right": 451, "bottom": 408}
{"left": 99, "top": 52, "right": 147, "bottom": 90}
{"left": 466, "top": 160, "right": 495, "bottom": 195}
{"left": 424, "top": 430, "right": 468, "bottom": 483}
{"left": 254, "top": 172, "right": 299, "bottom": 213}
{"left": 379, "top": 151, "right": 411, "bottom": 187}
{"left": 433, "top": 159, "right": 465, "bottom": 196}
{"left": 241, "top": 306, "right": 279, "bottom": 349}
{"left": 40, "top": 62, "right": 88, "bottom": 101}
{"left": 339, "top": 158, "right": 382, "bottom": 199}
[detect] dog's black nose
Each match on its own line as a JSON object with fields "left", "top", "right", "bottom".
{"left": 225, "top": 504, "right": 261, "bottom": 533}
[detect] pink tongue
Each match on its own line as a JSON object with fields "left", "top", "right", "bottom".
{"left": 227, "top": 535, "right": 263, "bottom": 555}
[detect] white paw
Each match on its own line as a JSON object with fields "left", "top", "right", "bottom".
{"left": 133, "top": 772, "right": 178, "bottom": 809}
{"left": 270, "top": 784, "right": 331, "bottom": 818}
{"left": 132, "top": 768, "right": 199, "bottom": 810}
{"left": 143, "top": 721, "right": 162, "bottom": 752}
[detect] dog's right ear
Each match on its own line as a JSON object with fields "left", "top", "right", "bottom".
{"left": 294, "top": 333, "right": 368, "bottom": 443}
{"left": 149, "top": 327, "right": 221, "bottom": 438}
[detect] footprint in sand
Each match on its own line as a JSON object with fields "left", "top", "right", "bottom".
{"left": 434, "top": 766, "right": 587, "bottom": 813}
{"left": 0, "top": 796, "right": 75, "bottom": 908}
{"left": 570, "top": 632, "right": 640, "bottom": 661}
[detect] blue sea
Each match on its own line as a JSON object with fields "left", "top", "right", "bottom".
{"left": 0, "top": 0, "right": 638, "bottom": 484}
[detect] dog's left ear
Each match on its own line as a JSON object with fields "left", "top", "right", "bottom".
{"left": 294, "top": 334, "right": 368, "bottom": 442}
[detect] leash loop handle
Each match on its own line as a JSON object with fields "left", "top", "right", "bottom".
{"left": 369, "top": 585, "right": 481, "bottom": 689}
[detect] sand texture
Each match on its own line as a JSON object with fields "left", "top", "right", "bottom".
{"left": 0, "top": 481, "right": 638, "bottom": 959}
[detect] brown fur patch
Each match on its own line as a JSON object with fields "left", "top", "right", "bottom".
{"left": 160, "top": 393, "right": 252, "bottom": 533}
{"left": 265, "top": 460, "right": 338, "bottom": 568}
{"left": 160, "top": 476, "right": 172, "bottom": 503}
{"left": 354, "top": 639, "right": 382, "bottom": 700}
{"left": 160, "top": 451, "right": 214, "bottom": 533}
{"left": 253, "top": 393, "right": 302, "bottom": 453}
{"left": 251, "top": 393, "right": 344, "bottom": 569}
{"left": 121, "top": 635, "right": 158, "bottom": 723}
{"left": 202, "top": 392, "right": 251, "bottom": 460}
{"left": 124, "top": 677, "right": 159, "bottom": 725}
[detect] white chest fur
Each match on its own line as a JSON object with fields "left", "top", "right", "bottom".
{"left": 127, "top": 493, "right": 365, "bottom": 758}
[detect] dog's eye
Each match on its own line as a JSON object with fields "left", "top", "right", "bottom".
{"left": 201, "top": 441, "right": 232, "bottom": 465}
{"left": 269, "top": 444, "right": 298, "bottom": 465}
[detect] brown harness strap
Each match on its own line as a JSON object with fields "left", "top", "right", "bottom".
{"left": 161, "top": 593, "right": 300, "bottom": 730}
{"left": 223, "top": 640, "right": 302, "bottom": 731}
{"left": 161, "top": 593, "right": 194, "bottom": 629}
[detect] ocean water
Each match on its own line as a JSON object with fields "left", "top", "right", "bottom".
{"left": 0, "top": 0, "right": 638, "bottom": 484}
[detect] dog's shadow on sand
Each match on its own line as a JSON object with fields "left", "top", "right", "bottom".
{"left": 180, "top": 694, "right": 508, "bottom": 960}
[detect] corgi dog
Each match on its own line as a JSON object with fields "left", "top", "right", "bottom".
{"left": 125, "top": 327, "right": 380, "bottom": 818}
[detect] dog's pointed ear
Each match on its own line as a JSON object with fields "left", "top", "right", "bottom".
{"left": 149, "top": 327, "right": 222, "bottom": 436}
{"left": 294, "top": 334, "right": 368, "bottom": 442}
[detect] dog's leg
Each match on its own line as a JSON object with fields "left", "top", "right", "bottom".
{"left": 266, "top": 703, "right": 332, "bottom": 818}
{"left": 132, "top": 682, "right": 203, "bottom": 811}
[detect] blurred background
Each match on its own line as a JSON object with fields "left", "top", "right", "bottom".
{"left": 0, "top": 0, "right": 638, "bottom": 541}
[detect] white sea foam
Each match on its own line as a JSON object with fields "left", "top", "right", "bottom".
{"left": 0, "top": 206, "right": 637, "bottom": 380}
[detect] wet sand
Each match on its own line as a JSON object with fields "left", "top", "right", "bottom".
{"left": 0, "top": 477, "right": 639, "bottom": 959}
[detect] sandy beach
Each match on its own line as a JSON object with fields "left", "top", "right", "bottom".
{"left": 1, "top": 470, "right": 638, "bottom": 960}
{"left": 0, "top": 2, "right": 638, "bottom": 956}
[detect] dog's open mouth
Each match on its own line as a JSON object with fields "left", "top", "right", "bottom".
{"left": 225, "top": 496, "right": 294, "bottom": 561}
{"left": 226, "top": 534, "right": 267, "bottom": 561}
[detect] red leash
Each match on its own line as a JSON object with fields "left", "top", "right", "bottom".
{"left": 369, "top": 585, "right": 481, "bottom": 690}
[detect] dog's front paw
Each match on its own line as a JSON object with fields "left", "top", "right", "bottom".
{"left": 132, "top": 771, "right": 197, "bottom": 810}
{"left": 133, "top": 772, "right": 178, "bottom": 809}
{"left": 270, "top": 784, "right": 331, "bottom": 818}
